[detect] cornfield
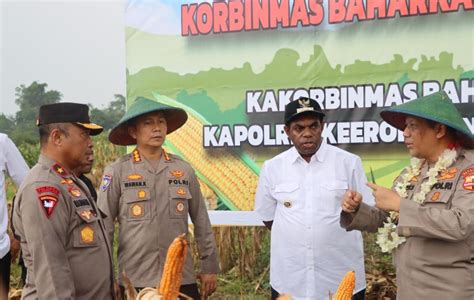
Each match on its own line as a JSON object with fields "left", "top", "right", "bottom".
{"left": 7, "top": 135, "right": 396, "bottom": 299}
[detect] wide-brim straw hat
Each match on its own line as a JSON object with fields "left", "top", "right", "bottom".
{"left": 109, "top": 96, "right": 188, "bottom": 145}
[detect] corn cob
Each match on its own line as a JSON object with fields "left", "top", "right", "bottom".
{"left": 333, "top": 271, "right": 356, "bottom": 300}
{"left": 158, "top": 234, "right": 188, "bottom": 300}
{"left": 154, "top": 93, "right": 259, "bottom": 211}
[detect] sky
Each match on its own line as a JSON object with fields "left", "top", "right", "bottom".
{"left": 0, "top": 0, "right": 126, "bottom": 116}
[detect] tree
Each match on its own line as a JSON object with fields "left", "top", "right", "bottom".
{"left": 0, "top": 114, "right": 15, "bottom": 135}
{"left": 89, "top": 94, "right": 125, "bottom": 130}
{"left": 10, "top": 82, "right": 62, "bottom": 144}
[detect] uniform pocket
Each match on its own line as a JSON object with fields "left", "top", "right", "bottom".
{"left": 423, "top": 190, "right": 451, "bottom": 208}
{"left": 169, "top": 186, "right": 191, "bottom": 219}
{"left": 123, "top": 188, "right": 151, "bottom": 221}
{"left": 272, "top": 182, "right": 299, "bottom": 209}
{"left": 319, "top": 180, "right": 348, "bottom": 215}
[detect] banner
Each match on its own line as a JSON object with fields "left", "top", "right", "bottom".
{"left": 125, "top": 0, "right": 474, "bottom": 225}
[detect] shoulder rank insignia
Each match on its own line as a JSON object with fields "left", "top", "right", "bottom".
{"left": 132, "top": 149, "right": 142, "bottom": 163}
{"left": 461, "top": 167, "right": 474, "bottom": 191}
{"left": 100, "top": 174, "right": 112, "bottom": 192}
{"left": 170, "top": 170, "right": 185, "bottom": 178}
{"left": 163, "top": 149, "right": 171, "bottom": 161}
{"left": 38, "top": 194, "right": 59, "bottom": 218}
{"left": 52, "top": 163, "right": 69, "bottom": 177}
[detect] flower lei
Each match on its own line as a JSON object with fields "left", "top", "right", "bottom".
{"left": 376, "top": 148, "right": 457, "bottom": 253}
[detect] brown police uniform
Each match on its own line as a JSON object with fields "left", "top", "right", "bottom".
{"left": 12, "top": 155, "right": 115, "bottom": 299}
{"left": 341, "top": 148, "right": 474, "bottom": 299}
{"left": 97, "top": 148, "right": 219, "bottom": 288}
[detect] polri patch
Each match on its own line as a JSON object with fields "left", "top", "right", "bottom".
{"left": 100, "top": 174, "right": 112, "bottom": 192}
{"left": 38, "top": 194, "right": 59, "bottom": 218}
{"left": 461, "top": 168, "right": 474, "bottom": 191}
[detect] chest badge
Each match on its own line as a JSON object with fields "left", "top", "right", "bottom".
{"left": 177, "top": 187, "right": 187, "bottom": 196}
{"left": 431, "top": 192, "right": 441, "bottom": 201}
{"left": 137, "top": 190, "right": 146, "bottom": 199}
{"left": 170, "top": 170, "right": 185, "bottom": 178}
{"left": 283, "top": 200, "right": 293, "bottom": 208}
{"left": 127, "top": 173, "right": 143, "bottom": 180}
{"left": 176, "top": 201, "right": 185, "bottom": 213}
{"left": 131, "top": 203, "right": 144, "bottom": 217}
{"left": 69, "top": 188, "right": 82, "bottom": 198}
{"left": 79, "top": 210, "right": 93, "bottom": 220}
{"left": 80, "top": 226, "right": 94, "bottom": 244}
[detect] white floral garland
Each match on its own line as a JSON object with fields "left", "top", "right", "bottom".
{"left": 376, "top": 148, "right": 457, "bottom": 253}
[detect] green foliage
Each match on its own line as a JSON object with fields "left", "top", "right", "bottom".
{"left": 17, "top": 143, "right": 40, "bottom": 168}
{"left": 89, "top": 94, "right": 126, "bottom": 130}
{"left": 12, "top": 82, "right": 62, "bottom": 144}
{"left": 0, "top": 114, "right": 15, "bottom": 136}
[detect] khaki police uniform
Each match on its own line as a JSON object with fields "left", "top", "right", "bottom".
{"left": 341, "top": 149, "right": 474, "bottom": 299}
{"left": 98, "top": 148, "right": 219, "bottom": 288}
{"left": 12, "top": 155, "right": 114, "bottom": 299}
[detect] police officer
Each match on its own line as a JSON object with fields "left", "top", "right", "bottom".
{"left": 12, "top": 103, "right": 115, "bottom": 299}
{"left": 98, "top": 97, "right": 219, "bottom": 299}
{"left": 341, "top": 91, "right": 474, "bottom": 299}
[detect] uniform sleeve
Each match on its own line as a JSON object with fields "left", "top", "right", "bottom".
{"left": 351, "top": 156, "right": 375, "bottom": 206}
{"left": 397, "top": 167, "right": 474, "bottom": 241}
{"left": 4, "top": 136, "right": 29, "bottom": 187}
{"left": 254, "top": 162, "right": 277, "bottom": 221}
{"left": 187, "top": 168, "right": 220, "bottom": 274}
{"left": 19, "top": 182, "right": 75, "bottom": 299}
{"left": 340, "top": 202, "right": 389, "bottom": 233}
{"left": 97, "top": 165, "right": 121, "bottom": 245}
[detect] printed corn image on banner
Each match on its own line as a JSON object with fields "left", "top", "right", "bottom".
{"left": 125, "top": 0, "right": 474, "bottom": 224}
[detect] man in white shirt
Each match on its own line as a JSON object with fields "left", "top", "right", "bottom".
{"left": 0, "top": 133, "right": 29, "bottom": 298}
{"left": 255, "top": 97, "right": 374, "bottom": 300}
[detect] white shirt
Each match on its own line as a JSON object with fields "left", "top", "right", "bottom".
{"left": 0, "top": 133, "right": 29, "bottom": 259}
{"left": 255, "top": 141, "right": 374, "bottom": 299}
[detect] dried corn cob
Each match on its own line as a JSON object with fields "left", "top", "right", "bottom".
{"left": 333, "top": 271, "right": 356, "bottom": 300}
{"left": 158, "top": 234, "right": 188, "bottom": 300}
{"left": 154, "top": 93, "right": 259, "bottom": 211}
